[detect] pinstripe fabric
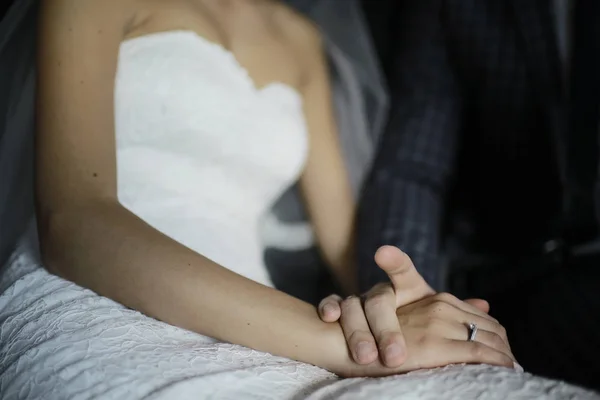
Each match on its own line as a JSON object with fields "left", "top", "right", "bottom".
{"left": 357, "top": 0, "right": 565, "bottom": 291}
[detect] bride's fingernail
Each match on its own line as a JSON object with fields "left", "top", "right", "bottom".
{"left": 356, "top": 341, "right": 376, "bottom": 362}
{"left": 513, "top": 362, "right": 524, "bottom": 373}
{"left": 385, "top": 343, "right": 404, "bottom": 361}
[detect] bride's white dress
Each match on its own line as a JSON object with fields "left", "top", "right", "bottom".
{"left": 0, "top": 31, "right": 597, "bottom": 399}
{"left": 115, "top": 31, "right": 307, "bottom": 287}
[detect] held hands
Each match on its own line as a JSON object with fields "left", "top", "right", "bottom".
{"left": 319, "top": 246, "right": 519, "bottom": 372}
{"left": 319, "top": 246, "right": 435, "bottom": 366}
{"left": 337, "top": 292, "right": 517, "bottom": 378}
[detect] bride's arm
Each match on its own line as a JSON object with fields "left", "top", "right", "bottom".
{"left": 36, "top": 0, "right": 354, "bottom": 375}
{"left": 294, "top": 20, "right": 359, "bottom": 296}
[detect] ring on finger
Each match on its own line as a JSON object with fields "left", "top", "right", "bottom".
{"left": 467, "top": 322, "right": 478, "bottom": 342}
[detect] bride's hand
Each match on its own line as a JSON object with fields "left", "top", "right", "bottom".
{"left": 318, "top": 246, "right": 496, "bottom": 367}
{"left": 339, "top": 292, "right": 517, "bottom": 378}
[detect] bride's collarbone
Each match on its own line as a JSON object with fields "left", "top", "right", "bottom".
{"left": 126, "top": 1, "right": 308, "bottom": 91}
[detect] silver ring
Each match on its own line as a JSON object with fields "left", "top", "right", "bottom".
{"left": 467, "top": 322, "right": 478, "bottom": 342}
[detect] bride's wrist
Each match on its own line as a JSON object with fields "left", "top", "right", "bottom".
{"left": 315, "top": 320, "right": 372, "bottom": 377}
{"left": 316, "top": 319, "right": 403, "bottom": 378}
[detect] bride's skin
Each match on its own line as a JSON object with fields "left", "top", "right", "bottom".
{"left": 36, "top": 0, "right": 514, "bottom": 377}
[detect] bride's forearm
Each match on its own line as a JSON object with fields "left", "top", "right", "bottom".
{"left": 39, "top": 200, "right": 352, "bottom": 373}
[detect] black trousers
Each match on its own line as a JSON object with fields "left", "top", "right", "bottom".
{"left": 450, "top": 253, "right": 600, "bottom": 391}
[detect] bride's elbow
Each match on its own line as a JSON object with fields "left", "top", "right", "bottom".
{"left": 36, "top": 198, "right": 120, "bottom": 277}
{"left": 37, "top": 207, "right": 70, "bottom": 276}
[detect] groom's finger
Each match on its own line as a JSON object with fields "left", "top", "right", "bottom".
{"left": 340, "top": 295, "right": 379, "bottom": 364}
{"left": 374, "top": 246, "right": 435, "bottom": 306}
{"left": 363, "top": 283, "right": 407, "bottom": 367}
{"left": 318, "top": 294, "right": 343, "bottom": 322}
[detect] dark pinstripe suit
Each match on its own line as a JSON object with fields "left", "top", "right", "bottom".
{"left": 358, "top": 0, "right": 566, "bottom": 290}
{"left": 358, "top": 0, "right": 600, "bottom": 388}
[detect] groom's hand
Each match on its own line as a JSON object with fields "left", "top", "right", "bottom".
{"left": 318, "top": 246, "right": 492, "bottom": 367}
{"left": 319, "top": 246, "right": 434, "bottom": 366}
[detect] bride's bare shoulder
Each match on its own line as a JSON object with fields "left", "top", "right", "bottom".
{"left": 39, "top": 0, "right": 139, "bottom": 38}
{"left": 272, "top": 2, "right": 324, "bottom": 84}
{"left": 276, "top": 3, "right": 322, "bottom": 48}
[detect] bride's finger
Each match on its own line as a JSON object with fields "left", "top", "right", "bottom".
{"left": 444, "top": 322, "right": 515, "bottom": 362}
{"left": 435, "top": 339, "right": 515, "bottom": 369}
{"left": 464, "top": 298, "right": 490, "bottom": 313}
{"left": 422, "top": 297, "right": 512, "bottom": 354}
{"left": 318, "top": 294, "right": 342, "bottom": 322}
{"left": 433, "top": 293, "right": 499, "bottom": 323}
{"left": 467, "top": 328, "right": 515, "bottom": 362}
{"left": 455, "top": 313, "right": 512, "bottom": 353}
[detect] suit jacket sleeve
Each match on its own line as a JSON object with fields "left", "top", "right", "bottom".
{"left": 357, "top": 0, "right": 463, "bottom": 291}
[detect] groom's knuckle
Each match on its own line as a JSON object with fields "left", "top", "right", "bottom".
{"left": 341, "top": 296, "right": 360, "bottom": 312}
{"left": 372, "top": 282, "right": 392, "bottom": 294}
{"left": 364, "top": 293, "right": 388, "bottom": 311}
{"left": 348, "top": 330, "right": 370, "bottom": 344}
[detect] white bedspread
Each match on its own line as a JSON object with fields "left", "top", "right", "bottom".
{"left": 1, "top": 244, "right": 598, "bottom": 400}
